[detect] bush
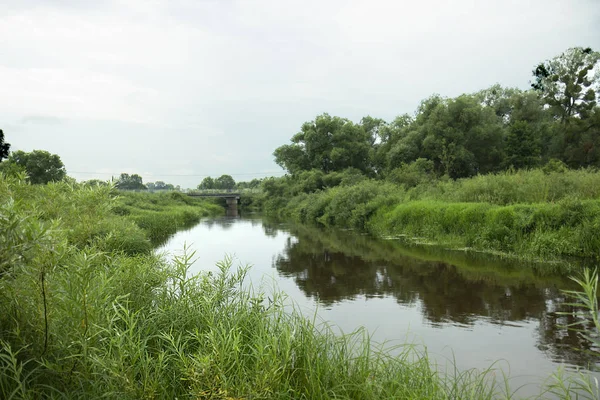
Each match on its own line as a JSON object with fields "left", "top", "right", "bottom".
{"left": 387, "top": 158, "right": 435, "bottom": 188}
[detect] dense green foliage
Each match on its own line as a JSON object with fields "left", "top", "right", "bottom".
{"left": 146, "top": 181, "right": 180, "bottom": 191}
{"left": 1, "top": 150, "right": 66, "bottom": 184}
{"left": 274, "top": 114, "right": 374, "bottom": 174}
{"left": 115, "top": 173, "right": 147, "bottom": 190}
{"left": 274, "top": 48, "right": 600, "bottom": 178}
{"left": 198, "top": 174, "right": 237, "bottom": 190}
{"left": 236, "top": 177, "right": 263, "bottom": 190}
{"left": 1, "top": 173, "right": 552, "bottom": 399}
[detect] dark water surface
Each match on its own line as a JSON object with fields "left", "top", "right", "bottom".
{"left": 157, "top": 215, "right": 599, "bottom": 397}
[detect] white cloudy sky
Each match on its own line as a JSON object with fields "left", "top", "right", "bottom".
{"left": 2, "top": 0, "right": 599, "bottom": 188}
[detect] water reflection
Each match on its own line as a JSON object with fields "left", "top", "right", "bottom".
{"left": 270, "top": 221, "right": 600, "bottom": 368}
{"left": 158, "top": 215, "right": 600, "bottom": 379}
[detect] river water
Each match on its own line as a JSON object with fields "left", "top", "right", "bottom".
{"left": 157, "top": 214, "right": 599, "bottom": 397}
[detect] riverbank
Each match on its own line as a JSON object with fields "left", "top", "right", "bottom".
{"left": 114, "top": 190, "right": 224, "bottom": 246}
{"left": 259, "top": 169, "right": 600, "bottom": 269}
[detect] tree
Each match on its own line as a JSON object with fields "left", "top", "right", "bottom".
{"left": 391, "top": 94, "right": 504, "bottom": 178}
{"left": 236, "top": 178, "right": 262, "bottom": 190}
{"left": 562, "top": 107, "right": 600, "bottom": 167}
{"left": 274, "top": 113, "right": 373, "bottom": 174}
{"left": 532, "top": 47, "right": 600, "bottom": 122}
{"left": 215, "top": 174, "right": 236, "bottom": 190}
{"left": 114, "top": 173, "right": 147, "bottom": 190}
{"left": 198, "top": 177, "right": 215, "bottom": 190}
{"left": 0, "top": 129, "right": 10, "bottom": 162}
{"left": 151, "top": 181, "right": 175, "bottom": 191}
{"left": 387, "top": 158, "right": 435, "bottom": 188}
{"left": 503, "top": 120, "right": 541, "bottom": 169}
{"left": 7, "top": 150, "right": 66, "bottom": 184}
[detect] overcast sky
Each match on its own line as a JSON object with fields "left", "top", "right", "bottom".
{"left": 2, "top": 0, "right": 599, "bottom": 188}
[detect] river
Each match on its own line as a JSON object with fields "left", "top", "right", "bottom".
{"left": 157, "top": 214, "right": 599, "bottom": 397}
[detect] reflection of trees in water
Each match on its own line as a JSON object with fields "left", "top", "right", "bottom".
{"left": 276, "top": 236, "right": 419, "bottom": 305}
{"left": 269, "top": 221, "right": 598, "bottom": 367}
{"left": 202, "top": 217, "right": 239, "bottom": 231}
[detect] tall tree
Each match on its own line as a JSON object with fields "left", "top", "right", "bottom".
{"left": 391, "top": 94, "right": 504, "bottom": 178}
{"left": 532, "top": 47, "right": 600, "bottom": 122}
{"left": 215, "top": 174, "right": 236, "bottom": 190}
{"left": 115, "top": 173, "right": 146, "bottom": 190}
{"left": 0, "top": 129, "right": 10, "bottom": 162}
{"left": 198, "top": 177, "right": 215, "bottom": 190}
{"left": 274, "top": 113, "right": 373, "bottom": 174}
{"left": 8, "top": 150, "right": 66, "bottom": 184}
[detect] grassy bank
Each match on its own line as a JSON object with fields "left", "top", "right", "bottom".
{"left": 114, "top": 191, "right": 224, "bottom": 245}
{"left": 261, "top": 169, "right": 600, "bottom": 265}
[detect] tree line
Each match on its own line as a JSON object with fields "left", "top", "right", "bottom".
{"left": 274, "top": 47, "right": 600, "bottom": 180}
{"left": 197, "top": 175, "right": 262, "bottom": 190}
{"left": 0, "top": 135, "right": 258, "bottom": 191}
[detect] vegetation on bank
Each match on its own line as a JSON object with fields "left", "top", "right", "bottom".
{"left": 0, "top": 174, "right": 223, "bottom": 256}
{"left": 3, "top": 173, "right": 598, "bottom": 398}
{"left": 113, "top": 190, "right": 223, "bottom": 245}
{"left": 257, "top": 168, "right": 600, "bottom": 264}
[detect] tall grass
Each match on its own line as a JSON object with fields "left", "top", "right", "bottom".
{"left": 115, "top": 191, "right": 224, "bottom": 245}
{"left": 368, "top": 199, "right": 600, "bottom": 260}
{"left": 0, "top": 240, "right": 512, "bottom": 399}
{"left": 264, "top": 168, "right": 600, "bottom": 264}
{"left": 406, "top": 169, "right": 600, "bottom": 205}
{"left": 0, "top": 174, "right": 223, "bottom": 254}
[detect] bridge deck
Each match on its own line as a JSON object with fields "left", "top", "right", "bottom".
{"left": 187, "top": 192, "right": 241, "bottom": 198}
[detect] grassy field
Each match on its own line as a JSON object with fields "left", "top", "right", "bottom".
{"left": 1, "top": 173, "right": 598, "bottom": 399}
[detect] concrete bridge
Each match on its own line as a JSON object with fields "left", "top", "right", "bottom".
{"left": 187, "top": 191, "right": 241, "bottom": 216}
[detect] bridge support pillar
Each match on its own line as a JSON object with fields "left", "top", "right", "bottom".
{"left": 226, "top": 197, "right": 239, "bottom": 217}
